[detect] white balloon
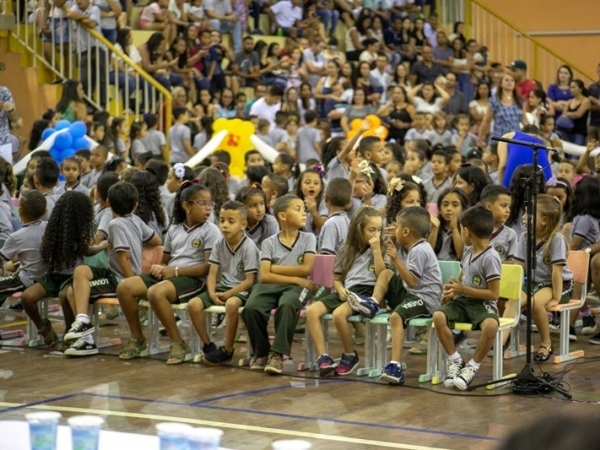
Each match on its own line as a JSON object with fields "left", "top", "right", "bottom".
{"left": 184, "top": 130, "right": 227, "bottom": 168}
{"left": 250, "top": 135, "right": 280, "bottom": 163}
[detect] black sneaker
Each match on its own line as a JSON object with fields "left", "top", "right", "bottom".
{"left": 202, "top": 346, "right": 234, "bottom": 366}
{"left": 211, "top": 313, "right": 225, "bottom": 328}
{"left": 64, "top": 338, "right": 98, "bottom": 357}
{"left": 582, "top": 314, "right": 597, "bottom": 335}
{"left": 203, "top": 342, "right": 217, "bottom": 354}
{"left": 569, "top": 326, "right": 577, "bottom": 342}
{"left": 64, "top": 320, "right": 94, "bottom": 342}
{"left": 8, "top": 299, "right": 23, "bottom": 310}
{"left": 453, "top": 331, "right": 467, "bottom": 346}
{"left": 590, "top": 332, "right": 600, "bottom": 345}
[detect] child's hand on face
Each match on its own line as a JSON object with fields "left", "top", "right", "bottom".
{"left": 304, "top": 195, "right": 317, "bottom": 213}
{"left": 368, "top": 233, "right": 381, "bottom": 251}
{"left": 430, "top": 214, "right": 440, "bottom": 229}
{"left": 386, "top": 240, "right": 398, "bottom": 261}
{"left": 384, "top": 224, "right": 396, "bottom": 237}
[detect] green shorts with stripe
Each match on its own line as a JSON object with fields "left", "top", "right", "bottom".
{"left": 87, "top": 267, "right": 119, "bottom": 302}
{"left": 37, "top": 273, "right": 74, "bottom": 298}
{"left": 197, "top": 284, "right": 251, "bottom": 309}
{"left": 386, "top": 274, "right": 432, "bottom": 326}
{"left": 527, "top": 280, "right": 573, "bottom": 304}
{"left": 140, "top": 274, "right": 206, "bottom": 304}
{"left": 315, "top": 284, "right": 374, "bottom": 311}
{"left": 438, "top": 295, "right": 499, "bottom": 329}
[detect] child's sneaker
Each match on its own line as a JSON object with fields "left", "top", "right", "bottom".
{"left": 317, "top": 354, "right": 336, "bottom": 377}
{"left": 582, "top": 314, "right": 597, "bottom": 335}
{"left": 202, "top": 346, "right": 234, "bottom": 366}
{"left": 346, "top": 293, "right": 379, "bottom": 319}
{"left": 380, "top": 362, "right": 404, "bottom": 385}
{"left": 569, "top": 325, "right": 577, "bottom": 342}
{"left": 454, "top": 364, "right": 478, "bottom": 391}
{"left": 64, "top": 338, "right": 98, "bottom": 357}
{"left": 64, "top": 320, "right": 94, "bottom": 342}
{"left": 264, "top": 351, "right": 284, "bottom": 374}
{"left": 8, "top": 299, "right": 23, "bottom": 310}
{"left": 203, "top": 342, "right": 217, "bottom": 354}
{"left": 335, "top": 351, "right": 359, "bottom": 375}
{"left": 250, "top": 356, "right": 268, "bottom": 370}
{"left": 443, "top": 358, "right": 464, "bottom": 388}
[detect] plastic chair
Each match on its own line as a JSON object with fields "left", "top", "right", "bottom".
{"left": 547, "top": 250, "right": 590, "bottom": 364}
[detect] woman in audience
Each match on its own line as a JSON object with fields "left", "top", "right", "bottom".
{"left": 139, "top": 0, "right": 175, "bottom": 44}
{"left": 407, "top": 80, "right": 450, "bottom": 114}
{"left": 345, "top": 11, "right": 370, "bottom": 61}
{"left": 55, "top": 79, "right": 87, "bottom": 123}
{"left": 469, "top": 81, "right": 490, "bottom": 134}
{"left": 341, "top": 87, "right": 375, "bottom": 135}
{"left": 547, "top": 65, "right": 573, "bottom": 117}
{"left": 377, "top": 85, "right": 415, "bottom": 144}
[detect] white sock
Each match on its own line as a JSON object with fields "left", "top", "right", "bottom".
{"left": 467, "top": 359, "right": 480, "bottom": 370}
{"left": 448, "top": 352, "right": 461, "bottom": 361}
{"left": 76, "top": 314, "right": 90, "bottom": 324}
{"left": 81, "top": 334, "right": 94, "bottom": 345}
{"left": 390, "top": 360, "right": 401, "bottom": 365}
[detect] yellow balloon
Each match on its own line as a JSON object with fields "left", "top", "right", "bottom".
{"left": 213, "top": 118, "right": 256, "bottom": 178}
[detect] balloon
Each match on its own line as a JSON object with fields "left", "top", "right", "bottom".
{"left": 73, "top": 137, "right": 90, "bottom": 150}
{"left": 69, "top": 121, "right": 87, "bottom": 139}
{"left": 50, "top": 147, "right": 62, "bottom": 161}
{"left": 55, "top": 120, "right": 71, "bottom": 131}
{"left": 211, "top": 118, "right": 256, "bottom": 178}
{"left": 41, "top": 128, "right": 56, "bottom": 141}
{"left": 61, "top": 148, "right": 76, "bottom": 159}
{"left": 54, "top": 132, "right": 73, "bottom": 150}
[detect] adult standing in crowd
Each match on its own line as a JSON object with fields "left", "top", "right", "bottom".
{"left": 507, "top": 59, "right": 536, "bottom": 101}
{"left": 588, "top": 63, "right": 600, "bottom": 141}
{"left": 0, "top": 86, "right": 19, "bottom": 163}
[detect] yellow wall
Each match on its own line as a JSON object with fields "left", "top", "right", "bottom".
{"left": 475, "top": 0, "right": 600, "bottom": 81}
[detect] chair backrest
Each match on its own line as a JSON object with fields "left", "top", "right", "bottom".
{"left": 499, "top": 264, "right": 524, "bottom": 301}
{"left": 84, "top": 250, "right": 109, "bottom": 269}
{"left": 310, "top": 254, "right": 336, "bottom": 288}
{"left": 439, "top": 261, "right": 461, "bottom": 285}
{"left": 142, "top": 245, "right": 164, "bottom": 274}
{"left": 567, "top": 250, "right": 590, "bottom": 301}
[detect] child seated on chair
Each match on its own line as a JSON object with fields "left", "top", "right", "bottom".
{"left": 307, "top": 206, "right": 388, "bottom": 377}
{"left": 480, "top": 185, "right": 517, "bottom": 263}
{"left": 34, "top": 157, "right": 60, "bottom": 221}
{"left": 241, "top": 194, "right": 317, "bottom": 375}
{"left": 191, "top": 201, "right": 260, "bottom": 366}
{"left": 0, "top": 191, "right": 48, "bottom": 307}
{"left": 365, "top": 206, "right": 442, "bottom": 385}
{"left": 62, "top": 182, "right": 162, "bottom": 357}
{"left": 433, "top": 205, "right": 502, "bottom": 391}
{"left": 318, "top": 178, "right": 352, "bottom": 256}
{"left": 117, "top": 182, "right": 220, "bottom": 363}
{"left": 93, "top": 173, "right": 120, "bottom": 244}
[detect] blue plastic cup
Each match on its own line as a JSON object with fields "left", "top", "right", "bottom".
{"left": 187, "top": 427, "right": 223, "bottom": 450}
{"left": 68, "top": 415, "right": 105, "bottom": 450}
{"left": 26, "top": 411, "right": 62, "bottom": 450}
{"left": 156, "top": 423, "right": 192, "bottom": 450}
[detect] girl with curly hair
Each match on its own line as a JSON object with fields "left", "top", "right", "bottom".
{"left": 197, "top": 167, "right": 231, "bottom": 225}
{"left": 131, "top": 170, "right": 167, "bottom": 237}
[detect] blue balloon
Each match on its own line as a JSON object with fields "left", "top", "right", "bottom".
{"left": 73, "top": 137, "right": 90, "bottom": 150}
{"left": 54, "top": 132, "right": 73, "bottom": 150}
{"left": 61, "top": 148, "right": 76, "bottom": 159}
{"left": 69, "top": 121, "right": 87, "bottom": 139}
{"left": 50, "top": 147, "right": 62, "bottom": 162}
{"left": 41, "top": 128, "right": 56, "bottom": 141}
{"left": 55, "top": 120, "right": 70, "bottom": 131}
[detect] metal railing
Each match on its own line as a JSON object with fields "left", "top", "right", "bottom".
{"left": 10, "top": 0, "right": 172, "bottom": 133}
{"left": 466, "top": 0, "right": 594, "bottom": 86}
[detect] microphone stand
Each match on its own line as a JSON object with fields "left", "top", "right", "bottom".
{"left": 467, "top": 135, "right": 571, "bottom": 398}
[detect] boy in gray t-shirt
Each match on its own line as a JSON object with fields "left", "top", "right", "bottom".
{"left": 63, "top": 182, "right": 161, "bottom": 357}
{"left": 169, "top": 107, "right": 196, "bottom": 164}
{"left": 296, "top": 111, "right": 321, "bottom": 164}
{"left": 481, "top": 185, "right": 518, "bottom": 262}
{"left": 318, "top": 178, "right": 352, "bottom": 256}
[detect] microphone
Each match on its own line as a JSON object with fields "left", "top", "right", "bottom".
{"left": 490, "top": 135, "right": 562, "bottom": 162}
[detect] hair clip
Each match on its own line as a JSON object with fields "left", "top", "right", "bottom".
{"left": 173, "top": 163, "right": 186, "bottom": 179}
{"left": 313, "top": 163, "right": 326, "bottom": 179}
{"left": 358, "top": 160, "right": 375, "bottom": 180}
{"left": 411, "top": 175, "right": 422, "bottom": 184}
{"left": 546, "top": 176, "right": 557, "bottom": 187}
{"left": 214, "top": 164, "right": 229, "bottom": 183}
{"left": 552, "top": 195, "right": 561, "bottom": 204}
{"left": 180, "top": 179, "right": 200, "bottom": 190}
{"left": 388, "top": 177, "right": 405, "bottom": 195}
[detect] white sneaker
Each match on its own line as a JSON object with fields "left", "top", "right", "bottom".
{"left": 443, "top": 358, "right": 464, "bottom": 388}
{"left": 454, "top": 364, "right": 478, "bottom": 391}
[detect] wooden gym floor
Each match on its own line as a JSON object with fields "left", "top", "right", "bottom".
{"left": 2, "top": 315, "right": 600, "bottom": 449}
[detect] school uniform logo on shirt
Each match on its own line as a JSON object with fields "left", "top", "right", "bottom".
{"left": 297, "top": 255, "right": 304, "bottom": 264}
{"left": 368, "top": 263, "right": 375, "bottom": 272}
{"left": 192, "top": 239, "right": 201, "bottom": 249}
{"left": 471, "top": 275, "right": 482, "bottom": 286}
{"left": 107, "top": 241, "right": 113, "bottom": 250}
{"left": 494, "top": 245, "right": 506, "bottom": 256}
{"left": 236, "top": 263, "right": 244, "bottom": 273}
{"left": 543, "top": 254, "right": 551, "bottom": 265}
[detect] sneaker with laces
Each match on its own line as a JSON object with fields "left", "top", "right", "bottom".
{"left": 582, "top": 315, "right": 597, "bottom": 335}
{"left": 317, "top": 354, "right": 336, "bottom": 377}
{"left": 64, "top": 320, "right": 94, "bottom": 342}
{"left": 443, "top": 358, "right": 464, "bottom": 388}
{"left": 454, "top": 364, "right": 478, "bottom": 390}
{"left": 64, "top": 338, "right": 98, "bottom": 357}
{"left": 202, "top": 346, "right": 234, "bottom": 366}
{"left": 203, "top": 342, "right": 217, "bottom": 354}
{"left": 346, "top": 292, "right": 379, "bottom": 319}
{"left": 335, "top": 351, "right": 359, "bottom": 375}
{"left": 211, "top": 313, "right": 225, "bottom": 328}
{"left": 250, "top": 356, "right": 268, "bottom": 370}
{"left": 380, "top": 362, "right": 404, "bottom": 385}
{"left": 264, "top": 351, "right": 284, "bottom": 374}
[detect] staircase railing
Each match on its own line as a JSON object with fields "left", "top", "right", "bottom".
{"left": 9, "top": 0, "right": 172, "bottom": 134}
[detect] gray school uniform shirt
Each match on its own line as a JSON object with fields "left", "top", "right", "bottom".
{"left": 54, "top": 181, "right": 91, "bottom": 197}
{"left": 318, "top": 211, "right": 350, "bottom": 255}
{"left": 208, "top": 235, "right": 260, "bottom": 288}
{"left": 160, "top": 185, "right": 175, "bottom": 223}
{"left": 437, "top": 227, "right": 458, "bottom": 261}
{"left": 169, "top": 123, "right": 193, "bottom": 164}
{"left": 405, "top": 128, "right": 432, "bottom": 142}
{"left": 0, "top": 220, "right": 48, "bottom": 287}
{"left": 334, "top": 246, "right": 389, "bottom": 290}
{"left": 429, "top": 129, "right": 454, "bottom": 147}
{"left": 107, "top": 214, "right": 156, "bottom": 282}
{"left": 423, "top": 177, "right": 451, "bottom": 204}
{"left": 41, "top": 191, "right": 61, "bottom": 222}
{"left": 460, "top": 245, "right": 502, "bottom": 306}
{"left": 488, "top": 169, "right": 499, "bottom": 185}
{"left": 570, "top": 214, "right": 599, "bottom": 250}
{"left": 80, "top": 171, "right": 95, "bottom": 189}
{"left": 296, "top": 125, "right": 321, "bottom": 164}
{"left": 0, "top": 202, "right": 13, "bottom": 242}
{"left": 397, "top": 239, "right": 442, "bottom": 313}
{"left": 326, "top": 157, "right": 349, "bottom": 181}
{"left": 95, "top": 206, "right": 113, "bottom": 239}
{"left": 164, "top": 221, "right": 220, "bottom": 267}
{"left": 260, "top": 231, "right": 317, "bottom": 269}
{"left": 245, "top": 214, "right": 279, "bottom": 248}
{"left": 304, "top": 198, "right": 328, "bottom": 236}
{"left": 514, "top": 232, "right": 573, "bottom": 284}
{"left": 490, "top": 224, "right": 518, "bottom": 262}
{"left": 142, "top": 129, "right": 167, "bottom": 157}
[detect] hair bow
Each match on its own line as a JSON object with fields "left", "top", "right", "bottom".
{"left": 313, "top": 163, "right": 326, "bottom": 179}
{"left": 180, "top": 179, "right": 200, "bottom": 191}
{"left": 173, "top": 163, "right": 186, "bottom": 179}
{"left": 388, "top": 177, "right": 405, "bottom": 195}
{"left": 546, "top": 176, "right": 557, "bottom": 187}
{"left": 411, "top": 175, "right": 422, "bottom": 184}
{"left": 358, "top": 160, "right": 375, "bottom": 180}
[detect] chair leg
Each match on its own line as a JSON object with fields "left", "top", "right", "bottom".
{"left": 552, "top": 309, "right": 584, "bottom": 364}
{"left": 419, "top": 322, "right": 437, "bottom": 383}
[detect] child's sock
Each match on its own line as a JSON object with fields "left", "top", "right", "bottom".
{"left": 390, "top": 360, "right": 401, "bottom": 365}
{"left": 580, "top": 309, "right": 592, "bottom": 317}
{"left": 76, "top": 313, "right": 90, "bottom": 324}
{"left": 467, "top": 359, "right": 480, "bottom": 370}
{"left": 448, "top": 351, "right": 461, "bottom": 361}
{"left": 82, "top": 334, "right": 94, "bottom": 344}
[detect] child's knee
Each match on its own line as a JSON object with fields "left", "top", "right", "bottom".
{"left": 480, "top": 318, "right": 499, "bottom": 334}
{"left": 225, "top": 298, "right": 242, "bottom": 314}
{"left": 389, "top": 312, "right": 405, "bottom": 328}
{"left": 433, "top": 311, "right": 447, "bottom": 327}
{"left": 187, "top": 297, "right": 203, "bottom": 314}
{"left": 73, "top": 265, "right": 92, "bottom": 280}
{"left": 332, "top": 302, "right": 352, "bottom": 319}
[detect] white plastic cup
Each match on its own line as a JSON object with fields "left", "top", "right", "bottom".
{"left": 68, "top": 415, "right": 105, "bottom": 450}
{"left": 187, "top": 427, "right": 223, "bottom": 450}
{"left": 156, "top": 422, "right": 193, "bottom": 450}
{"left": 25, "top": 411, "right": 62, "bottom": 450}
{"left": 271, "top": 440, "right": 312, "bottom": 450}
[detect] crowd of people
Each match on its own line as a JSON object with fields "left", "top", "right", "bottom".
{"left": 2, "top": 1, "right": 600, "bottom": 391}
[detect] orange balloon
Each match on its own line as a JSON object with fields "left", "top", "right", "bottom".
{"left": 350, "top": 118, "right": 363, "bottom": 131}
{"left": 365, "top": 115, "right": 381, "bottom": 128}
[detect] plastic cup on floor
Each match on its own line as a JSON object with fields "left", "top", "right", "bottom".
{"left": 156, "top": 422, "right": 193, "bottom": 450}
{"left": 187, "top": 427, "right": 223, "bottom": 450}
{"left": 25, "top": 411, "right": 62, "bottom": 450}
{"left": 67, "top": 415, "right": 105, "bottom": 450}
{"left": 271, "top": 440, "right": 312, "bottom": 450}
